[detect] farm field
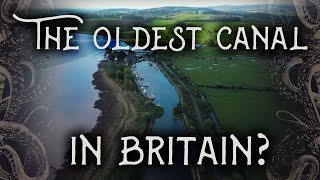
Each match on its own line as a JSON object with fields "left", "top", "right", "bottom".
{"left": 172, "top": 48, "right": 272, "bottom": 88}
{"left": 201, "top": 88, "right": 288, "bottom": 137}
{"left": 184, "top": 21, "right": 255, "bottom": 44}
{"left": 171, "top": 47, "right": 288, "bottom": 139}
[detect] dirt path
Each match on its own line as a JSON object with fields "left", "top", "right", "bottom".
{"left": 98, "top": 67, "right": 137, "bottom": 129}
{"left": 96, "top": 66, "right": 138, "bottom": 172}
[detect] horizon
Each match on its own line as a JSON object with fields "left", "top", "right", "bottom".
{"left": 50, "top": 0, "right": 291, "bottom": 10}
{"left": 50, "top": 4, "right": 290, "bottom": 10}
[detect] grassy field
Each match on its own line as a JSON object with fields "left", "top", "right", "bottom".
{"left": 171, "top": 47, "right": 288, "bottom": 140}
{"left": 201, "top": 88, "right": 287, "bottom": 136}
{"left": 186, "top": 21, "right": 254, "bottom": 44}
{"left": 172, "top": 48, "right": 272, "bottom": 89}
{"left": 169, "top": 13, "right": 215, "bottom": 21}
{"left": 169, "top": 47, "right": 290, "bottom": 179}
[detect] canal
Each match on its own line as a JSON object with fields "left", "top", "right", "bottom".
{"left": 133, "top": 61, "right": 185, "bottom": 135}
{"left": 133, "top": 61, "right": 192, "bottom": 180}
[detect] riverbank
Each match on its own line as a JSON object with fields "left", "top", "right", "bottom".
{"left": 91, "top": 60, "right": 163, "bottom": 179}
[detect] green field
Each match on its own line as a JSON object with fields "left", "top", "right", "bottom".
{"left": 171, "top": 47, "right": 288, "bottom": 139}
{"left": 187, "top": 21, "right": 254, "bottom": 44}
{"left": 172, "top": 48, "right": 272, "bottom": 88}
{"left": 202, "top": 88, "right": 287, "bottom": 136}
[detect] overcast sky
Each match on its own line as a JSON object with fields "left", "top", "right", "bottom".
{"left": 52, "top": 0, "right": 287, "bottom": 9}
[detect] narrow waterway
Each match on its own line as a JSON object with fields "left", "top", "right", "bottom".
{"left": 134, "top": 61, "right": 185, "bottom": 135}
{"left": 134, "top": 61, "right": 192, "bottom": 180}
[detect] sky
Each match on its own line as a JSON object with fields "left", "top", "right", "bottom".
{"left": 52, "top": 0, "right": 285, "bottom": 9}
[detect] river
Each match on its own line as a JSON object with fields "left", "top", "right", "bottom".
{"left": 45, "top": 33, "right": 191, "bottom": 179}
{"left": 44, "top": 34, "right": 104, "bottom": 170}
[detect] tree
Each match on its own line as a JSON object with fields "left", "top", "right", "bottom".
{"left": 173, "top": 103, "right": 183, "bottom": 115}
{"left": 115, "top": 69, "right": 124, "bottom": 80}
{"left": 124, "top": 79, "right": 134, "bottom": 91}
{"left": 124, "top": 67, "right": 131, "bottom": 75}
{"left": 124, "top": 74, "right": 132, "bottom": 80}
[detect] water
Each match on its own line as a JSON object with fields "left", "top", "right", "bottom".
{"left": 44, "top": 33, "right": 191, "bottom": 179}
{"left": 134, "top": 61, "right": 185, "bottom": 135}
{"left": 44, "top": 34, "right": 104, "bottom": 169}
{"left": 134, "top": 61, "right": 192, "bottom": 180}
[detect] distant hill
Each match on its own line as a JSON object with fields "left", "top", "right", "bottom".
{"left": 48, "top": 4, "right": 293, "bottom": 18}
{"left": 96, "top": 8, "right": 139, "bottom": 14}
{"left": 95, "top": 5, "right": 292, "bottom": 14}
{"left": 209, "top": 4, "right": 292, "bottom": 12}
{"left": 137, "top": 6, "right": 219, "bottom": 15}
